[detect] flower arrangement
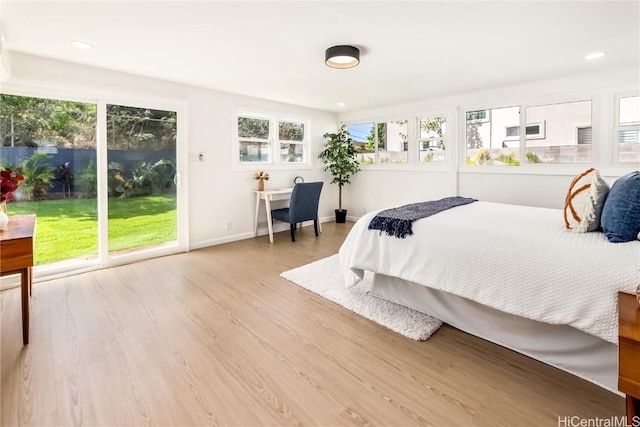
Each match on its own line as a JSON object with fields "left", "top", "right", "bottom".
{"left": 1, "top": 168, "right": 24, "bottom": 203}
{"left": 253, "top": 171, "right": 270, "bottom": 181}
{"left": 253, "top": 171, "right": 269, "bottom": 191}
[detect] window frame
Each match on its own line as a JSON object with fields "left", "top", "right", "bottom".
{"left": 460, "top": 92, "right": 599, "bottom": 171}
{"left": 462, "top": 104, "right": 522, "bottom": 166}
{"left": 416, "top": 114, "right": 448, "bottom": 164}
{"left": 232, "top": 108, "right": 311, "bottom": 170}
{"left": 374, "top": 119, "right": 410, "bottom": 164}
{"left": 236, "top": 112, "right": 273, "bottom": 165}
{"left": 0, "top": 82, "right": 189, "bottom": 280}
{"left": 613, "top": 91, "right": 640, "bottom": 167}
{"left": 342, "top": 109, "right": 452, "bottom": 170}
{"left": 277, "top": 119, "right": 308, "bottom": 164}
{"left": 346, "top": 118, "right": 410, "bottom": 165}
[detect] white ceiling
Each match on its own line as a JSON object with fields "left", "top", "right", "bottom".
{"left": 1, "top": 1, "right": 638, "bottom": 113}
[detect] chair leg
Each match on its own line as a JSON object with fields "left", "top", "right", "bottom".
{"left": 290, "top": 224, "right": 296, "bottom": 242}
{"left": 314, "top": 220, "right": 319, "bottom": 236}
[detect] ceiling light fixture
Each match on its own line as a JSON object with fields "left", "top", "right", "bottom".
{"left": 325, "top": 45, "right": 360, "bottom": 69}
{"left": 70, "top": 40, "right": 93, "bottom": 50}
{"left": 584, "top": 51, "right": 606, "bottom": 60}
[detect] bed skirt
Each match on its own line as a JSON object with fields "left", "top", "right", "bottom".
{"left": 369, "top": 273, "right": 618, "bottom": 393}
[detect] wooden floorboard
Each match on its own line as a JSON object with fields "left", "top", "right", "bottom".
{"left": 1, "top": 222, "right": 624, "bottom": 426}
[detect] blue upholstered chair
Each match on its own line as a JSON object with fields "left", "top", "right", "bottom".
{"left": 271, "top": 182, "right": 323, "bottom": 242}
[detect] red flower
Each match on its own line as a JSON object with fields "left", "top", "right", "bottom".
{"left": 0, "top": 168, "right": 24, "bottom": 203}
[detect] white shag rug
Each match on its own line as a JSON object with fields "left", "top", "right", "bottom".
{"left": 280, "top": 254, "right": 442, "bottom": 341}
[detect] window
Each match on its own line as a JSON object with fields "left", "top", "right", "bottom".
{"left": 466, "top": 110, "right": 487, "bottom": 121}
{"left": 504, "top": 123, "right": 545, "bottom": 139}
{"left": 418, "top": 116, "right": 446, "bottom": 162}
{"left": 577, "top": 126, "right": 592, "bottom": 145}
{"left": 279, "top": 120, "right": 305, "bottom": 163}
{"left": 465, "top": 99, "right": 593, "bottom": 166}
{"left": 238, "top": 115, "right": 271, "bottom": 163}
{"left": 348, "top": 120, "right": 408, "bottom": 164}
{"left": 465, "top": 106, "right": 521, "bottom": 166}
{"left": 524, "top": 100, "right": 592, "bottom": 163}
{"left": 616, "top": 94, "right": 640, "bottom": 163}
{"left": 347, "top": 122, "right": 374, "bottom": 163}
{"left": 235, "top": 110, "right": 310, "bottom": 167}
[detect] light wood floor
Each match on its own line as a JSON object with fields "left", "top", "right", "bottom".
{"left": 1, "top": 222, "right": 623, "bottom": 426}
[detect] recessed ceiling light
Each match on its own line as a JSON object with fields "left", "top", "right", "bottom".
{"left": 337, "top": 102, "right": 346, "bottom": 107}
{"left": 584, "top": 52, "right": 606, "bottom": 60}
{"left": 70, "top": 40, "right": 93, "bottom": 50}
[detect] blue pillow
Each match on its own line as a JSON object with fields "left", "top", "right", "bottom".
{"left": 600, "top": 171, "right": 640, "bottom": 243}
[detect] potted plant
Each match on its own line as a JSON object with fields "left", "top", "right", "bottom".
{"left": 318, "top": 125, "right": 361, "bottom": 223}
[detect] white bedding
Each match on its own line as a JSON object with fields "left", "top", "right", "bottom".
{"left": 339, "top": 201, "right": 640, "bottom": 344}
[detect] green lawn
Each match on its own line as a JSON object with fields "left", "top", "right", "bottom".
{"left": 7, "top": 195, "right": 177, "bottom": 264}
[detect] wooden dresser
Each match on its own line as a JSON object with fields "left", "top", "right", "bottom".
{"left": 619, "top": 291, "right": 640, "bottom": 423}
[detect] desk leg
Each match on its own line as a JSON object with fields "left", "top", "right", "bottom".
{"left": 254, "top": 193, "right": 261, "bottom": 237}
{"left": 265, "top": 197, "right": 274, "bottom": 243}
{"left": 21, "top": 268, "right": 29, "bottom": 345}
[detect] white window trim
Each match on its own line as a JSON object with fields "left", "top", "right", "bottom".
{"left": 277, "top": 117, "right": 310, "bottom": 165}
{"left": 342, "top": 109, "right": 453, "bottom": 171}
{"left": 343, "top": 117, "right": 410, "bottom": 167}
{"left": 0, "top": 82, "right": 190, "bottom": 279}
{"left": 613, "top": 91, "right": 640, "bottom": 168}
{"left": 460, "top": 92, "right": 600, "bottom": 173}
{"left": 232, "top": 108, "right": 311, "bottom": 170}
{"left": 415, "top": 110, "right": 451, "bottom": 168}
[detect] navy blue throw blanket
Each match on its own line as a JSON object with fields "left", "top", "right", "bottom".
{"left": 368, "top": 196, "right": 477, "bottom": 238}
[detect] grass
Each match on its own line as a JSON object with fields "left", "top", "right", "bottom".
{"left": 7, "top": 195, "right": 177, "bottom": 264}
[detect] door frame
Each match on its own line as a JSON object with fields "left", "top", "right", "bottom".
{"left": 0, "top": 83, "right": 189, "bottom": 280}
{"left": 97, "top": 97, "right": 189, "bottom": 269}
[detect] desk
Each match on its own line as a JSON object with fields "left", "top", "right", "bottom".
{"left": 254, "top": 188, "right": 322, "bottom": 243}
{"left": 619, "top": 291, "right": 640, "bottom": 423}
{"left": 254, "top": 188, "right": 293, "bottom": 243}
{"left": 0, "top": 214, "right": 36, "bottom": 345}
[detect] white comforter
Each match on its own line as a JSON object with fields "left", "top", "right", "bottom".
{"left": 339, "top": 201, "right": 640, "bottom": 344}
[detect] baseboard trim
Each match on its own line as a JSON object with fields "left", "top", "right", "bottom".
{"left": 190, "top": 218, "right": 335, "bottom": 250}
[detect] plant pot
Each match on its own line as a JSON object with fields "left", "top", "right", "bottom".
{"left": 335, "top": 209, "right": 347, "bottom": 223}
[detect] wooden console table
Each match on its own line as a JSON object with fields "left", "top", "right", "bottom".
{"left": 619, "top": 291, "right": 640, "bottom": 424}
{"left": 0, "top": 214, "right": 36, "bottom": 345}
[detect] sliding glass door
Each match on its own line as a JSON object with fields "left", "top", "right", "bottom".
{"left": 0, "top": 92, "right": 186, "bottom": 277}
{"left": 0, "top": 94, "right": 99, "bottom": 266}
{"left": 106, "top": 104, "right": 178, "bottom": 254}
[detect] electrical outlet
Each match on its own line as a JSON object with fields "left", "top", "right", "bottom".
{"left": 198, "top": 152, "right": 204, "bottom": 161}
{"left": 226, "top": 221, "right": 232, "bottom": 231}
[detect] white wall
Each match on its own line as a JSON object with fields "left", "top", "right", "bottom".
{"left": 340, "top": 66, "right": 639, "bottom": 211}
{"left": 2, "top": 52, "right": 339, "bottom": 249}
{"left": 347, "top": 170, "right": 456, "bottom": 217}
{"left": 3, "top": 52, "right": 638, "bottom": 247}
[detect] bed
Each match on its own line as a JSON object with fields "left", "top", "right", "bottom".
{"left": 338, "top": 200, "right": 640, "bottom": 392}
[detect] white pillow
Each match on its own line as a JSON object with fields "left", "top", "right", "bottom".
{"left": 564, "top": 168, "right": 610, "bottom": 232}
